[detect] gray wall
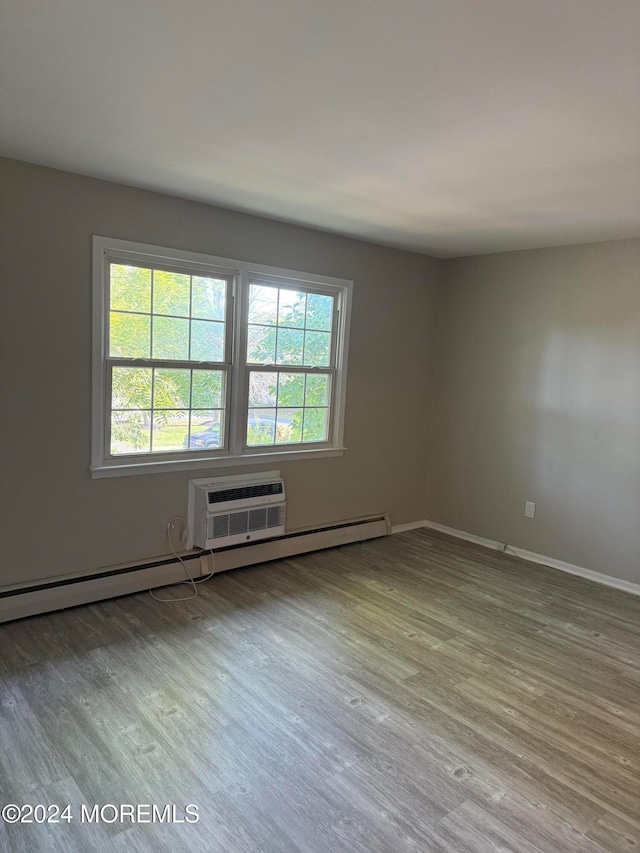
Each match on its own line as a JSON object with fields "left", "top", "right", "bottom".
{"left": 0, "top": 157, "right": 441, "bottom": 587}
{"left": 3, "top": 157, "right": 638, "bottom": 591}
{"left": 428, "top": 238, "right": 640, "bottom": 585}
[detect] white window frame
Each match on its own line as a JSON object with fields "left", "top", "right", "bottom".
{"left": 91, "top": 236, "right": 352, "bottom": 478}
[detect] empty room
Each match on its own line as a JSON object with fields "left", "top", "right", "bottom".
{"left": 0, "top": 1, "right": 639, "bottom": 851}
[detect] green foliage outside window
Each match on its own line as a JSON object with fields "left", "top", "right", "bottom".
{"left": 108, "top": 269, "right": 333, "bottom": 452}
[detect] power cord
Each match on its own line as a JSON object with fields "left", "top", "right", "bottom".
{"left": 149, "top": 516, "right": 215, "bottom": 603}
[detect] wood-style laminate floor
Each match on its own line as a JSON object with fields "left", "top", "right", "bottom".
{"left": 1, "top": 528, "right": 639, "bottom": 852}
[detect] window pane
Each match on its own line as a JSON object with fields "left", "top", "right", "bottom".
{"left": 151, "top": 411, "right": 190, "bottom": 452}
{"left": 248, "top": 284, "right": 278, "bottom": 325}
{"left": 110, "top": 312, "right": 150, "bottom": 358}
{"left": 153, "top": 269, "right": 190, "bottom": 317}
{"left": 302, "top": 408, "right": 329, "bottom": 442}
{"left": 190, "top": 319, "right": 224, "bottom": 362}
{"left": 275, "top": 409, "right": 303, "bottom": 444}
{"left": 276, "top": 328, "right": 304, "bottom": 365}
{"left": 152, "top": 316, "right": 189, "bottom": 359}
{"left": 303, "top": 330, "right": 331, "bottom": 367}
{"left": 305, "top": 373, "right": 330, "bottom": 407}
{"left": 306, "top": 293, "right": 333, "bottom": 331}
{"left": 188, "top": 410, "right": 223, "bottom": 449}
{"left": 277, "top": 372, "right": 304, "bottom": 407}
{"left": 192, "top": 276, "right": 226, "bottom": 321}
{"left": 247, "top": 408, "right": 276, "bottom": 445}
{"left": 110, "top": 264, "right": 151, "bottom": 313}
{"left": 191, "top": 370, "right": 223, "bottom": 409}
{"left": 249, "top": 371, "right": 277, "bottom": 407}
{"left": 111, "top": 367, "right": 152, "bottom": 410}
{"left": 278, "top": 290, "right": 306, "bottom": 328}
{"left": 153, "top": 369, "right": 191, "bottom": 409}
{"left": 247, "top": 324, "right": 276, "bottom": 364}
{"left": 111, "top": 411, "right": 151, "bottom": 454}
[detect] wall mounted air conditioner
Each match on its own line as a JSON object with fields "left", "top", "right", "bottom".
{"left": 190, "top": 477, "right": 285, "bottom": 550}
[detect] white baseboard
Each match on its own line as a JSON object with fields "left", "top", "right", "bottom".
{"left": 391, "top": 520, "right": 428, "bottom": 534}
{"left": 422, "top": 520, "right": 499, "bottom": 550}
{"left": 0, "top": 516, "right": 389, "bottom": 623}
{"left": 422, "top": 520, "right": 640, "bottom": 597}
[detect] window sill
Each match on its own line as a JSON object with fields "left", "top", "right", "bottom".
{"left": 90, "top": 446, "right": 346, "bottom": 479}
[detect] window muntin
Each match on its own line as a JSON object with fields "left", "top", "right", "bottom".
{"left": 106, "top": 262, "right": 231, "bottom": 457}
{"left": 246, "top": 370, "right": 331, "bottom": 446}
{"left": 109, "top": 264, "right": 227, "bottom": 363}
{"left": 109, "top": 366, "right": 225, "bottom": 455}
{"left": 244, "top": 279, "right": 337, "bottom": 448}
{"left": 93, "top": 238, "right": 352, "bottom": 475}
{"left": 247, "top": 283, "right": 334, "bottom": 367}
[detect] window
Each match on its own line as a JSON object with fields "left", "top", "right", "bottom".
{"left": 91, "top": 237, "right": 352, "bottom": 477}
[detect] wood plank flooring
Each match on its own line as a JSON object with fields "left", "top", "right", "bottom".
{"left": 0, "top": 528, "right": 639, "bottom": 852}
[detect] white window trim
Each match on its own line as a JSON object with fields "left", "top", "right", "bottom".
{"left": 91, "top": 236, "right": 352, "bottom": 478}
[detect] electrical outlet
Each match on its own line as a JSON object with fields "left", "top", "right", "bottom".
{"left": 524, "top": 501, "right": 536, "bottom": 519}
{"left": 168, "top": 518, "right": 188, "bottom": 545}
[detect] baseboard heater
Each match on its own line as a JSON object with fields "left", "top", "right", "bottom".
{"left": 0, "top": 514, "right": 390, "bottom": 623}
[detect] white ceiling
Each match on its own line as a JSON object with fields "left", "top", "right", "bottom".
{"left": 1, "top": 0, "right": 639, "bottom": 257}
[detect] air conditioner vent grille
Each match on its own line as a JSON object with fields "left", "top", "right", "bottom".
{"left": 207, "top": 482, "right": 283, "bottom": 504}
{"left": 207, "top": 505, "right": 284, "bottom": 541}
{"left": 249, "top": 508, "right": 267, "bottom": 531}
{"left": 230, "top": 511, "right": 249, "bottom": 536}
{"left": 212, "top": 515, "right": 229, "bottom": 540}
